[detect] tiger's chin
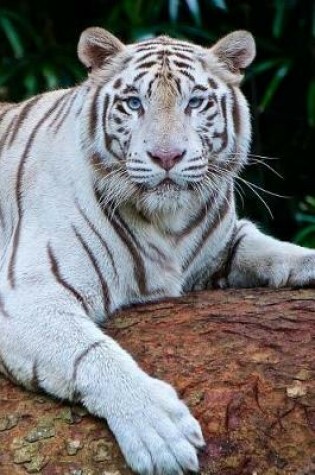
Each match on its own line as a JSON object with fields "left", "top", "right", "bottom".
{"left": 135, "top": 183, "right": 199, "bottom": 216}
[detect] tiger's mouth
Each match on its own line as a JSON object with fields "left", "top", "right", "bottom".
{"left": 158, "top": 178, "right": 177, "bottom": 187}
{"left": 139, "top": 177, "right": 196, "bottom": 194}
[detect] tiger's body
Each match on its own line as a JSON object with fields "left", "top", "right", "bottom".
{"left": 1, "top": 28, "right": 315, "bottom": 474}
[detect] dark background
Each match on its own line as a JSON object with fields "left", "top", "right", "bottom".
{"left": 0, "top": 0, "right": 314, "bottom": 246}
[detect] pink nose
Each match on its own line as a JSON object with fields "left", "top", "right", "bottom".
{"left": 148, "top": 149, "right": 186, "bottom": 171}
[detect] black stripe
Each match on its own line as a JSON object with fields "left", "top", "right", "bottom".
{"left": 171, "top": 46, "right": 194, "bottom": 53}
{"left": 228, "top": 86, "right": 241, "bottom": 136}
{"left": 208, "top": 78, "right": 219, "bottom": 89}
{"left": 47, "top": 243, "right": 89, "bottom": 314}
{"left": 135, "top": 52, "right": 156, "bottom": 63}
{"left": 178, "top": 70, "right": 195, "bottom": 82}
{"left": 134, "top": 71, "right": 149, "bottom": 82}
{"left": 0, "top": 116, "right": 17, "bottom": 155}
{"left": 112, "top": 115, "right": 123, "bottom": 125}
{"left": 0, "top": 204, "right": 4, "bottom": 228}
{"left": 193, "top": 85, "right": 208, "bottom": 93}
{"left": 75, "top": 201, "right": 118, "bottom": 279}
{"left": 0, "top": 104, "right": 16, "bottom": 122}
{"left": 30, "top": 361, "right": 44, "bottom": 391}
{"left": 102, "top": 206, "right": 147, "bottom": 295}
{"left": 224, "top": 225, "right": 247, "bottom": 277}
{"left": 0, "top": 292, "right": 10, "bottom": 318}
{"left": 8, "top": 95, "right": 43, "bottom": 147}
{"left": 173, "top": 77, "right": 182, "bottom": 95}
{"left": 8, "top": 93, "right": 69, "bottom": 288}
{"left": 172, "top": 52, "right": 192, "bottom": 61}
{"left": 48, "top": 95, "right": 69, "bottom": 128}
{"left": 184, "top": 164, "right": 206, "bottom": 172}
{"left": 116, "top": 103, "right": 131, "bottom": 116}
{"left": 135, "top": 45, "right": 159, "bottom": 53}
{"left": 173, "top": 60, "right": 192, "bottom": 69}
{"left": 136, "top": 61, "right": 157, "bottom": 70}
{"left": 73, "top": 226, "right": 110, "bottom": 313}
{"left": 0, "top": 350, "right": 17, "bottom": 382}
{"left": 72, "top": 341, "right": 104, "bottom": 387}
{"left": 201, "top": 102, "right": 216, "bottom": 115}
{"left": 183, "top": 187, "right": 232, "bottom": 271}
{"left": 113, "top": 215, "right": 147, "bottom": 294}
{"left": 75, "top": 85, "right": 90, "bottom": 117}
{"left": 103, "top": 95, "right": 123, "bottom": 160}
{"left": 113, "top": 78, "right": 122, "bottom": 89}
{"left": 172, "top": 196, "right": 211, "bottom": 242}
{"left": 88, "top": 86, "right": 102, "bottom": 140}
{"left": 121, "top": 85, "right": 138, "bottom": 95}
{"left": 52, "top": 90, "right": 77, "bottom": 133}
{"left": 103, "top": 93, "right": 110, "bottom": 149}
{"left": 211, "top": 222, "right": 247, "bottom": 287}
{"left": 213, "top": 95, "right": 228, "bottom": 152}
{"left": 147, "top": 78, "right": 156, "bottom": 97}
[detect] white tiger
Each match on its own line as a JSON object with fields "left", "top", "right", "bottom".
{"left": 0, "top": 27, "right": 314, "bottom": 474}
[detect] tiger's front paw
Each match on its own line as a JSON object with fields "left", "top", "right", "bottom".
{"left": 107, "top": 374, "right": 205, "bottom": 474}
{"left": 286, "top": 253, "right": 315, "bottom": 287}
{"left": 228, "top": 248, "right": 315, "bottom": 289}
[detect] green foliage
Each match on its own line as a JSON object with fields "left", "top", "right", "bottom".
{"left": 0, "top": 0, "right": 314, "bottom": 245}
{"left": 0, "top": 7, "right": 83, "bottom": 100}
{"left": 294, "top": 196, "right": 315, "bottom": 248}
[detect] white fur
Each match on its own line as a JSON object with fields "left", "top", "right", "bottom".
{"left": 0, "top": 29, "right": 314, "bottom": 474}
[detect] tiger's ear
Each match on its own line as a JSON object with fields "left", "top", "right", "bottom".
{"left": 78, "top": 27, "right": 125, "bottom": 71}
{"left": 210, "top": 30, "right": 256, "bottom": 77}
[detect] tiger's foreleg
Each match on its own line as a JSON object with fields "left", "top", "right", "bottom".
{"left": 223, "top": 219, "right": 315, "bottom": 288}
{"left": 0, "top": 288, "right": 204, "bottom": 474}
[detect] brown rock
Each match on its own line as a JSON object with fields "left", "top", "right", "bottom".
{"left": 24, "top": 454, "right": 48, "bottom": 473}
{"left": 90, "top": 439, "right": 113, "bottom": 462}
{"left": 0, "top": 414, "right": 19, "bottom": 431}
{"left": 66, "top": 439, "right": 83, "bottom": 456}
{"left": 13, "top": 446, "right": 35, "bottom": 464}
{"left": 25, "top": 424, "right": 55, "bottom": 443}
{"left": 0, "top": 288, "right": 314, "bottom": 474}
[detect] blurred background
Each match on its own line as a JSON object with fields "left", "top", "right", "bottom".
{"left": 0, "top": 0, "right": 314, "bottom": 246}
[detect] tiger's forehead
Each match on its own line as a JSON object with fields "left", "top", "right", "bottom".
{"left": 126, "top": 36, "right": 206, "bottom": 70}
{"left": 129, "top": 36, "right": 204, "bottom": 54}
{"left": 116, "top": 37, "right": 222, "bottom": 95}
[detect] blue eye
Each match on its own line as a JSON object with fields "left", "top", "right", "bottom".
{"left": 188, "top": 97, "right": 204, "bottom": 109}
{"left": 126, "top": 97, "right": 142, "bottom": 110}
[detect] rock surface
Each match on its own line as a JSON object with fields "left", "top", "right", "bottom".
{"left": 0, "top": 288, "right": 314, "bottom": 474}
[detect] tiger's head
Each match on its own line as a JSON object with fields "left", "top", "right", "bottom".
{"left": 78, "top": 28, "right": 255, "bottom": 216}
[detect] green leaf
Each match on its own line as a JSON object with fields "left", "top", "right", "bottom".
{"left": 249, "top": 59, "right": 282, "bottom": 77}
{"left": 294, "top": 224, "right": 315, "bottom": 247}
{"left": 169, "top": 0, "right": 180, "bottom": 22}
{"left": 0, "top": 8, "right": 41, "bottom": 48}
{"left": 0, "top": 16, "right": 24, "bottom": 58}
{"left": 307, "top": 80, "right": 315, "bottom": 127}
{"left": 295, "top": 212, "right": 315, "bottom": 225}
{"left": 259, "top": 61, "right": 291, "bottom": 111}
{"left": 0, "top": 61, "right": 24, "bottom": 87}
{"left": 176, "top": 24, "right": 216, "bottom": 41}
{"left": 42, "top": 65, "right": 59, "bottom": 90}
{"left": 272, "top": 0, "right": 286, "bottom": 39}
{"left": 305, "top": 195, "right": 315, "bottom": 208}
{"left": 184, "top": 0, "right": 201, "bottom": 26}
{"left": 210, "top": 0, "right": 227, "bottom": 11}
{"left": 23, "top": 72, "right": 39, "bottom": 97}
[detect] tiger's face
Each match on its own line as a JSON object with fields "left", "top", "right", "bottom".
{"left": 78, "top": 29, "right": 255, "bottom": 214}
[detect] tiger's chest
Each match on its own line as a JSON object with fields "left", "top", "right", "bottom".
{"left": 53, "top": 221, "right": 185, "bottom": 320}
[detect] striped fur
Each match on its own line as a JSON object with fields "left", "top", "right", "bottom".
{"left": 1, "top": 28, "right": 315, "bottom": 474}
